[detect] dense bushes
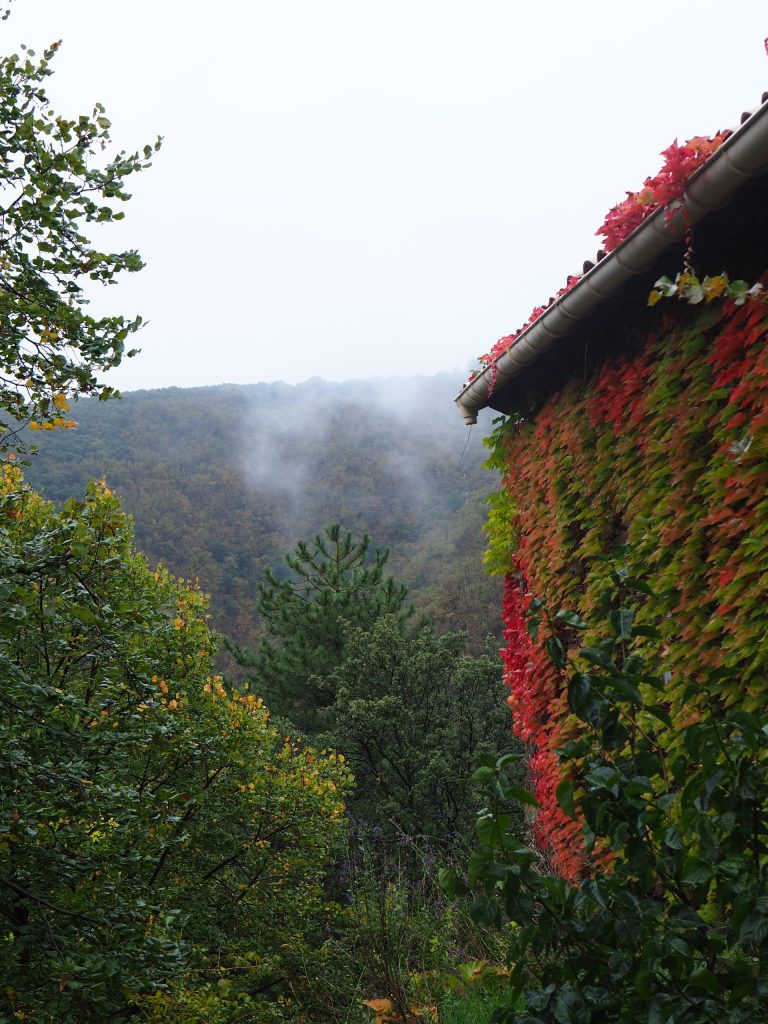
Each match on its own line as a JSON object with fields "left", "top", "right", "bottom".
{"left": 0, "top": 474, "right": 520, "bottom": 1021}
{"left": 0, "top": 470, "right": 350, "bottom": 1022}
{"left": 319, "top": 618, "right": 517, "bottom": 842}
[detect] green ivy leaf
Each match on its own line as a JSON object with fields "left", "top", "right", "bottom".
{"left": 556, "top": 609, "right": 589, "bottom": 630}
{"left": 553, "top": 984, "right": 589, "bottom": 1023}
{"left": 681, "top": 857, "right": 712, "bottom": 886}
{"left": 609, "top": 607, "right": 634, "bottom": 639}
{"left": 556, "top": 779, "right": 577, "bottom": 819}
{"left": 470, "top": 895, "right": 502, "bottom": 928}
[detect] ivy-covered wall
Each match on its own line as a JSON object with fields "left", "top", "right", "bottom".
{"left": 486, "top": 293, "right": 768, "bottom": 878}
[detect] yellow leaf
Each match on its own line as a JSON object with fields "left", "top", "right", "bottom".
{"left": 647, "top": 289, "right": 662, "bottom": 307}
{"left": 702, "top": 274, "right": 728, "bottom": 303}
{"left": 53, "top": 393, "right": 69, "bottom": 411}
{"left": 363, "top": 998, "right": 395, "bottom": 1023}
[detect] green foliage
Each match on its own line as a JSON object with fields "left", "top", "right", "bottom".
{"left": 315, "top": 830, "right": 506, "bottom": 1024}
{"left": 484, "top": 297, "right": 768, "bottom": 738}
{"left": 229, "top": 522, "right": 521, "bottom": 846}
{"left": 443, "top": 583, "right": 768, "bottom": 1023}
{"left": 228, "top": 524, "right": 414, "bottom": 730}
{"left": 648, "top": 270, "right": 765, "bottom": 308}
{"left": 0, "top": 470, "right": 350, "bottom": 1022}
{"left": 0, "top": 32, "right": 159, "bottom": 447}
{"left": 223, "top": 527, "right": 521, "bottom": 1019}
{"left": 319, "top": 617, "right": 520, "bottom": 841}
{"left": 482, "top": 296, "right": 768, "bottom": 866}
{"left": 439, "top": 990, "right": 511, "bottom": 1024}
{"left": 480, "top": 417, "right": 518, "bottom": 577}
{"left": 482, "top": 489, "right": 517, "bottom": 576}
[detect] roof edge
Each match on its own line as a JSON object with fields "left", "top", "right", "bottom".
{"left": 456, "top": 96, "right": 768, "bottom": 426}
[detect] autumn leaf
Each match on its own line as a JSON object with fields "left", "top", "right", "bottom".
{"left": 362, "top": 998, "right": 396, "bottom": 1023}
{"left": 702, "top": 274, "right": 728, "bottom": 303}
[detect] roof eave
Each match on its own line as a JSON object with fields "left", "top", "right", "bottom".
{"left": 456, "top": 96, "right": 768, "bottom": 426}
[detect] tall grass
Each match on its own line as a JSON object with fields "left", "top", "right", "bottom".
{"left": 438, "top": 990, "right": 508, "bottom": 1024}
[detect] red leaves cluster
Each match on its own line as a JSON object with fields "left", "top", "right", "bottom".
{"left": 709, "top": 295, "right": 768, "bottom": 389}
{"left": 500, "top": 568, "right": 585, "bottom": 882}
{"left": 474, "top": 132, "right": 728, "bottom": 374}
{"left": 701, "top": 294, "right": 768, "bottom": 626}
{"left": 480, "top": 280, "right": 579, "bottom": 368}
{"left": 589, "top": 344, "right": 656, "bottom": 431}
{"left": 596, "top": 134, "right": 729, "bottom": 253}
{"left": 501, "top": 572, "right": 553, "bottom": 744}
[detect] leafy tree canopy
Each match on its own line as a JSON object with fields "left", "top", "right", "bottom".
{"left": 318, "top": 616, "right": 520, "bottom": 842}
{"left": 0, "top": 24, "right": 159, "bottom": 448}
{"left": 22, "top": 378, "right": 503, "bottom": 657}
{"left": 0, "top": 470, "right": 350, "bottom": 1022}
{"left": 229, "top": 525, "right": 521, "bottom": 849}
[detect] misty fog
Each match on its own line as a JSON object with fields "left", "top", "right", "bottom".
{"left": 23, "top": 372, "right": 503, "bottom": 649}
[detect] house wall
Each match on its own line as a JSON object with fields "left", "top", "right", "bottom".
{"left": 485, "top": 292, "right": 768, "bottom": 878}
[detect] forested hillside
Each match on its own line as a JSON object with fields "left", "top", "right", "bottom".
{"left": 24, "top": 372, "right": 502, "bottom": 653}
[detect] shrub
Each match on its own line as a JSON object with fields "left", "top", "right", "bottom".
{"left": 0, "top": 469, "right": 350, "bottom": 1021}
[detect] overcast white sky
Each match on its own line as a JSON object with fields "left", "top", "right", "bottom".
{"left": 5, "top": 2, "right": 767, "bottom": 391}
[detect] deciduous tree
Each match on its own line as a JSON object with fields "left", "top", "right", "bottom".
{"left": 319, "top": 616, "right": 520, "bottom": 842}
{"left": 0, "top": 26, "right": 159, "bottom": 448}
{"left": 0, "top": 471, "right": 350, "bottom": 1022}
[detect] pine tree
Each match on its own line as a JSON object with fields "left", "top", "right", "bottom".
{"left": 227, "top": 523, "right": 414, "bottom": 730}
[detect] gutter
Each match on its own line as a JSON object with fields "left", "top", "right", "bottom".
{"left": 455, "top": 95, "right": 768, "bottom": 425}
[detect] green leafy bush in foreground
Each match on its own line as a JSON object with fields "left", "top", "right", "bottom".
{"left": 0, "top": 469, "right": 350, "bottom": 1022}
{"left": 443, "top": 571, "right": 768, "bottom": 1023}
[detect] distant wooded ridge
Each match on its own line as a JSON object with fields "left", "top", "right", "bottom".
{"left": 24, "top": 373, "right": 502, "bottom": 654}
